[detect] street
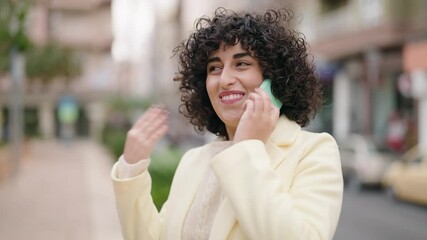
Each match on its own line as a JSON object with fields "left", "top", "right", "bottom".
{"left": 334, "top": 188, "right": 427, "bottom": 240}
{"left": 0, "top": 139, "right": 122, "bottom": 240}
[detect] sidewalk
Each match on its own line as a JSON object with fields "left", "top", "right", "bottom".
{"left": 0, "top": 139, "right": 122, "bottom": 240}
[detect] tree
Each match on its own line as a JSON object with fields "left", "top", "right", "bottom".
{"left": 0, "top": 0, "right": 82, "bottom": 85}
{"left": 0, "top": 0, "right": 31, "bottom": 74}
{"left": 25, "top": 44, "right": 82, "bottom": 85}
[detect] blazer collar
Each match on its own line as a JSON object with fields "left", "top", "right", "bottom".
{"left": 209, "top": 117, "right": 301, "bottom": 169}
{"left": 269, "top": 116, "right": 301, "bottom": 146}
{"left": 266, "top": 117, "right": 300, "bottom": 168}
{"left": 212, "top": 116, "right": 300, "bottom": 146}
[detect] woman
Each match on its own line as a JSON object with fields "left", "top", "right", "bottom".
{"left": 112, "top": 7, "right": 343, "bottom": 240}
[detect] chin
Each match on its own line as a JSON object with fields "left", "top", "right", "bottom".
{"left": 221, "top": 116, "right": 241, "bottom": 128}
{"left": 217, "top": 109, "right": 244, "bottom": 126}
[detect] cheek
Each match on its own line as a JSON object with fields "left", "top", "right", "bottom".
{"left": 247, "top": 77, "right": 263, "bottom": 91}
{"left": 254, "top": 80, "right": 263, "bottom": 88}
{"left": 244, "top": 69, "right": 263, "bottom": 89}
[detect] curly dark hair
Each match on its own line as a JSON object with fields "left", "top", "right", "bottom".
{"left": 173, "top": 7, "right": 323, "bottom": 138}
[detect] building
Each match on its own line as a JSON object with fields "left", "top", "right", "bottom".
{"left": 403, "top": 40, "right": 427, "bottom": 148}
{"left": 0, "top": 0, "right": 115, "bottom": 141}
{"left": 293, "top": 0, "right": 427, "bottom": 150}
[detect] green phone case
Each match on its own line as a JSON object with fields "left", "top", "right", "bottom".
{"left": 260, "top": 79, "right": 282, "bottom": 109}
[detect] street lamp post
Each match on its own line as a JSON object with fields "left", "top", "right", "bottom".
{"left": 8, "top": 48, "right": 25, "bottom": 176}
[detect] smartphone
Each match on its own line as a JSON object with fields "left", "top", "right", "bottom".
{"left": 260, "top": 79, "right": 282, "bottom": 109}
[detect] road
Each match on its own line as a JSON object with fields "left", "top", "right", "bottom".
{"left": 334, "top": 188, "right": 427, "bottom": 240}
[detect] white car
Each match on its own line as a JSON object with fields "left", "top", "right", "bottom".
{"left": 339, "top": 134, "right": 396, "bottom": 190}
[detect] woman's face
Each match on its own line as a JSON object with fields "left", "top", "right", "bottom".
{"left": 206, "top": 43, "right": 263, "bottom": 132}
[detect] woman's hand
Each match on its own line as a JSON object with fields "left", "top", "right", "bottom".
{"left": 123, "top": 106, "right": 169, "bottom": 164}
{"left": 234, "top": 88, "right": 280, "bottom": 143}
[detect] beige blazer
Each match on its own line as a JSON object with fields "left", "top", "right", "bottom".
{"left": 112, "top": 117, "right": 343, "bottom": 240}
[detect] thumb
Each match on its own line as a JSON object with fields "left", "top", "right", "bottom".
{"left": 242, "top": 100, "right": 248, "bottom": 110}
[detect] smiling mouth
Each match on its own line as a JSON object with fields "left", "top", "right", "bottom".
{"left": 220, "top": 93, "right": 244, "bottom": 101}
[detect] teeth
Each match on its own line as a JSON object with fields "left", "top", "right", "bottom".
{"left": 221, "top": 94, "right": 243, "bottom": 101}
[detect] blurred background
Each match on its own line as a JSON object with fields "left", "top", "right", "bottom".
{"left": 0, "top": 0, "right": 426, "bottom": 239}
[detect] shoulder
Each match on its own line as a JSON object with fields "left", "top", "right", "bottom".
{"left": 283, "top": 129, "right": 340, "bottom": 164}
{"left": 272, "top": 117, "right": 339, "bottom": 160}
{"left": 293, "top": 130, "right": 341, "bottom": 169}
{"left": 298, "top": 130, "right": 339, "bottom": 149}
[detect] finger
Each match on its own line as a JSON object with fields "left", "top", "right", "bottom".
{"left": 243, "top": 99, "right": 254, "bottom": 116}
{"left": 126, "top": 116, "right": 168, "bottom": 151}
{"left": 270, "top": 105, "right": 280, "bottom": 120}
{"left": 256, "top": 88, "right": 272, "bottom": 112}
{"left": 130, "top": 111, "right": 167, "bottom": 141}
{"left": 132, "top": 112, "right": 150, "bottom": 127}
{"left": 249, "top": 92, "right": 263, "bottom": 114}
{"left": 147, "top": 123, "right": 169, "bottom": 142}
{"left": 133, "top": 107, "right": 158, "bottom": 127}
{"left": 150, "top": 113, "right": 169, "bottom": 131}
{"left": 141, "top": 113, "right": 169, "bottom": 137}
{"left": 242, "top": 99, "right": 249, "bottom": 111}
{"left": 138, "top": 105, "right": 167, "bottom": 122}
{"left": 135, "top": 107, "right": 168, "bottom": 129}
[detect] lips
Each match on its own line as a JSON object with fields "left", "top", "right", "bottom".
{"left": 219, "top": 91, "right": 245, "bottom": 103}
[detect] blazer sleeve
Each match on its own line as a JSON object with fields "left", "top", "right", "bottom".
{"left": 111, "top": 148, "right": 199, "bottom": 240}
{"left": 111, "top": 160, "right": 165, "bottom": 240}
{"left": 210, "top": 133, "right": 343, "bottom": 240}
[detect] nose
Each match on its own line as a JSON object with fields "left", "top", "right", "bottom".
{"left": 219, "top": 67, "right": 237, "bottom": 88}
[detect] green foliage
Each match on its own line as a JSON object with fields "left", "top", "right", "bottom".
{"left": 107, "top": 96, "right": 154, "bottom": 115}
{"left": 101, "top": 125, "right": 127, "bottom": 159}
{"left": 25, "top": 44, "right": 82, "bottom": 82}
{"left": 0, "top": 0, "right": 32, "bottom": 73}
{"left": 0, "top": 52, "right": 9, "bottom": 73}
{"left": 150, "top": 146, "right": 183, "bottom": 210}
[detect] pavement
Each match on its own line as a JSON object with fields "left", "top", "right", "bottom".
{"left": 0, "top": 139, "right": 123, "bottom": 240}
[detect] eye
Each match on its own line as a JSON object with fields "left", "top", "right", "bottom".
{"left": 236, "top": 61, "right": 251, "bottom": 68}
{"left": 208, "top": 65, "right": 222, "bottom": 74}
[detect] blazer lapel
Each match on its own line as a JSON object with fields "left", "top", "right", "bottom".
{"left": 164, "top": 147, "right": 209, "bottom": 239}
{"left": 266, "top": 141, "right": 288, "bottom": 169}
{"left": 165, "top": 140, "right": 234, "bottom": 239}
{"left": 267, "top": 117, "right": 300, "bottom": 168}
{"left": 209, "top": 198, "right": 236, "bottom": 240}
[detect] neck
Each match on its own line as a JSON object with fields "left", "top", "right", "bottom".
{"left": 225, "top": 126, "right": 236, "bottom": 141}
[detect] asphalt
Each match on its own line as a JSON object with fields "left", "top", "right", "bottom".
{"left": 0, "top": 139, "right": 123, "bottom": 240}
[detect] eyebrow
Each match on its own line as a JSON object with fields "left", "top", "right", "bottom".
{"left": 207, "top": 52, "right": 252, "bottom": 63}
